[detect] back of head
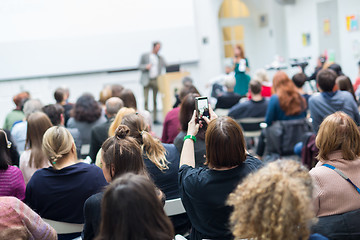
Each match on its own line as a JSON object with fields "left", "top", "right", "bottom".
{"left": 54, "top": 88, "right": 66, "bottom": 104}
{"left": 101, "top": 125, "right": 145, "bottom": 179}
{"left": 316, "top": 111, "right": 360, "bottom": 161}
{"left": 292, "top": 73, "right": 307, "bottom": 88}
{"left": 72, "top": 93, "right": 102, "bottom": 123}
{"left": 182, "top": 76, "right": 193, "bottom": 87}
{"left": 249, "top": 80, "right": 262, "bottom": 95}
{"left": 108, "top": 107, "right": 136, "bottom": 137}
{"left": 254, "top": 69, "right": 269, "bottom": 83}
{"left": 121, "top": 113, "right": 168, "bottom": 170}
{"left": 23, "top": 99, "right": 43, "bottom": 118}
{"left": 119, "top": 89, "right": 137, "bottom": 110}
{"left": 13, "top": 92, "right": 30, "bottom": 109}
{"left": 228, "top": 160, "right": 314, "bottom": 240}
{"left": 42, "top": 104, "right": 64, "bottom": 126}
{"left": 273, "top": 71, "right": 306, "bottom": 115}
{"left": 178, "top": 85, "right": 200, "bottom": 103}
{"left": 99, "top": 86, "right": 113, "bottom": 105}
{"left": 328, "top": 63, "right": 343, "bottom": 77}
{"left": 97, "top": 173, "right": 174, "bottom": 240}
{"left": 42, "top": 126, "right": 75, "bottom": 165}
{"left": 205, "top": 117, "right": 246, "bottom": 168}
{"left": 0, "top": 130, "right": 11, "bottom": 170}
{"left": 26, "top": 112, "right": 53, "bottom": 168}
{"left": 336, "top": 75, "right": 355, "bottom": 99}
{"left": 111, "top": 84, "right": 125, "bottom": 98}
{"left": 317, "top": 69, "right": 337, "bottom": 92}
{"left": 224, "top": 76, "right": 236, "bottom": 90}
{"left": 105, "top": 97, "right": 124, "bottom": 117}
{"left": 179, "top": 93, "right": 200, "bottom": 132}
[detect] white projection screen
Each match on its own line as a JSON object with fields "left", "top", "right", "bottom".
{"left": 0, "top": 0, "right": 199, "bottom": 80}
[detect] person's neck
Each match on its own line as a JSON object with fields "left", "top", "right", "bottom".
{"left": 52, "top": 155, "right": 78, "bottom": 170}
{"left": 251, "top": 94, "right": 263, "bottom": 101}
{"left": 297, "top": 88, "right": 305, "bottom": 95}
{"left": 227, "top": 89, "right": 234, "bottom": 93}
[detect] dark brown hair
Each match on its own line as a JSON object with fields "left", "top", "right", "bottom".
{"left": 336, "top": 75, "right": 356, "bottom": 101}
{"left": 96, "top": 173, "right": 174, "bottom": 240}
{"left": 26, "top": 112, "right": 53, "bottom": 168}
{"left": 179, "top": 85, "right": 200, "bottom": 103}
{"left": 249, "top": 80, "right": 262, "bottom": 95}
{"left": 292, "top": 73, "right": 307, "bottom": 88}
{"left": 121, "top": 114, "right": 168, "bottom": 170}
{"left": 0, "top": 130, "right": 11, "bottom": 170}
{"left": 273, "top": 71, "right": 307, "bottom": 115}
{"left": 72, "top": 93, "right": 102, "bottom": 123}
{"left": 317, "top": 69, "right": 337, "bottom": 92}
{"left": 111, "top": 84, "right": 125, "bottom": 98}
{"left": 101, "top": 125, "right": 147, "bottom": 180}
{"left": 42, "top": 104, "right": 64, "bottom": 126}
{"left": 205, "top": 117, "right": 246, "bottom": 168}
{"left": 54, "top": 88, "right": 66, "bottom": 103}
{"left": 119, "top": 89, "right": 137, "bottom": 110}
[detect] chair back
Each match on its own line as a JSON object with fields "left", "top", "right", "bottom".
{"left": 237, "top": 117, "right": 265, "bottom": 138}
{"left": 42, "top": 218, "right": 84, "bottom": 234}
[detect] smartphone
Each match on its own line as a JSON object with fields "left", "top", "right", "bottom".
{"left": 195, "top": 96, "right": 210, "bottom": 120}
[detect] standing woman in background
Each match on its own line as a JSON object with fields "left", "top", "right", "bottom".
{"left": 233, "top": 44, "right": 251, "bottom": 96}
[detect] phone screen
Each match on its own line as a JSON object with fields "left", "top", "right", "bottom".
{"left": 196, "top": 97, "right": 210, "bottom": 119}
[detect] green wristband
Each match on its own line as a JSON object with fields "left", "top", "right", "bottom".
{"left": 184, "top": 135, "right": 196, "bottom": 143}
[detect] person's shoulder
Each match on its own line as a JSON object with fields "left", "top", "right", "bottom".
{"left": 85, "top": 192, "right": 103, "bottom": 208}
{"left": 7, "top": 165, "right": 22, "bottom": 174}
{"left": 244, "top": 154, "right": 263, "bottom": 169}
{"left": 162, "top": 143, "right": 178, "bottom": 152}
{"left": 309, "top": 92, "right": 321, "bottom": 102}
{"left": 338, "top": 90, "right": 354, "bottom": 99}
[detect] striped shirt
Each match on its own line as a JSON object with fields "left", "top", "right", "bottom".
{"left": 0, "top": 196, "right": 57, "bottom": 240}
{"left": 0, "top": 165, "right": 26, "bottom": 201}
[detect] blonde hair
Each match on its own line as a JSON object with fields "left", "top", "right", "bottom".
{"left": 42, "top": 126, "right": 76, "bottom": 164}
{"left": 227, "top": 160, "right": 316, "bottom": 240}
{"left": 316, "top": 111, "right": 360, "bottom": 161}
{"left": 121, "top": 113, "right": 168, "bottom": 171}
{"left": 108, "top": 107, "right": 136, "bottom": 137}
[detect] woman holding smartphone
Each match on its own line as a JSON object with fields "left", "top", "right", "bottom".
{"left": 178, "top": 106, "right": 262, "bottom": 240}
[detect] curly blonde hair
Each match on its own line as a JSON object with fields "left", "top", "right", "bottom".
{"left": 227, "top": 160, "right": 316, "bottom": 240}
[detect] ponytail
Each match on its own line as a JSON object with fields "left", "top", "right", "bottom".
{"left": 141, "top": 131, "right": 169, "bottom": 171}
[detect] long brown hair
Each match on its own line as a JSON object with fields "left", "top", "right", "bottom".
{"left": 234, "top": 44, "right": 245, "bottom": 59}
{"left": 96, "top": 173, "right": 174, "bottom": 240}
{"left": 273, "top": 71, "right": 307, "bottom": 115}
{"left": 121, "top": 113, "right": 168, "bottom": 170}
{"left": 26, "top": 112, "right": 53, "bottom": 168}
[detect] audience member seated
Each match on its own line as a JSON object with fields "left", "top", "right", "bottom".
{"left": 11, "top": 99, "right": 43, "bottom": 153}
{"left": 327, "top": 63, "right": 344, "bottom": 77}
{"left": 109, "top": 84, "right": 124, "bottom": 98}
{"left": 173, "top": 76, "right": 194, "bottom": 108}
{"left": 179, "top": 111, "right": 262, "bottom": 240}
{"left": 122, "top": 113, "right": 190, "bottom": 234}
{"left": 215, "top": 76, "right": 242, "bottom": 109}
{"left": 82, "top": 125, "right": 147, "bottom": 240}
{"left": 248, "top": 68, "right": 272, "bottom": 99}
{"left": 310, "top": 112, "right": 360, "bottom": 217}
{"left": 336, "top": 75, "right": 357, "bottom": 102}
{"left": 228, "top": 160, "right": 327, "bottom": 240}
{"left": 89, "top": 97, "right": 123, "bottom": 163}
{"left": 67, "top": 93, "right": 106, "bottom": 147}
{"left": 0, "top": 196, "right": 57, "bottom": 240}
{"left": 98, "top": 85, "right": 112, "bottom": 111}
{"left": 174, "top": 93, "right": 206, "bottom": 167}
{"left": 0, "top": 130, "right": 25, "bottom": 200}
{"left": 95, "top": 173, "right": 174, "bottom": 240}
{"left": 228, "top": 80, "right": 268, "bottom": 119}
{"left": 309, "top": 69, "right": 360, "bottom": 133}
{"left": 2, "top": 129, "right": 20, "bottom": 166}
{"left": 265, "top": 71, "right": 307, "bottom": 126}
{"left": 54, "top": 87, "right": 74, "bottom": 126}
{"left": 293, "top": 72, "right": 311, "bottom": 102}
{"left": 19, "top": 112, "right": 53, "bottom": 184}
{"left": 42, "top": 103, "right": 82, "bottom": 157}
{"left": 25, "top": 126, "right": 107, "bottom": 240}
{"left": 162, "top": 85, "right": 199, "bottom": 144}
{"left": 3, "top": 91, "right": 29, "bottom": 131}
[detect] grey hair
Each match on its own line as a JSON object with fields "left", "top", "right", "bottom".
{"left": 106, "top": 97, "right": 124, "bottom": 116}
{"left": 23, "top": 99, "right": 43, "bottom": 118}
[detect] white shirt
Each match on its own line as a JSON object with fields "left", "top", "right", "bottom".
{"left": 149, "top": 53, "right": 159, "bottom": 79}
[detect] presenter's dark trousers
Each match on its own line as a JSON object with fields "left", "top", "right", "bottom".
{"left": 144, "top": 78, "right": 158, "bottom": 121}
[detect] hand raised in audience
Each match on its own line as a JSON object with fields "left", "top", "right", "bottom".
{"left": 202, "top": 104, "right": 217, "bottom": 124}
{"left": 187, "top": 110, "right": 199, "bottom": 136}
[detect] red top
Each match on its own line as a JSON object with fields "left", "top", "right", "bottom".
{"left": 353, "top": 77, "right": 360, "bottom": 92}
{"left": 161, "top": 107, "right": 181, "bottom": 144}
{"left": 248, "top": 85, "right": 272, "bottom": 99}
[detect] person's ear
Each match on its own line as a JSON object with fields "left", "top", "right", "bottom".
{"left": 60, "top": 114, "right": 65, "bottom": 125}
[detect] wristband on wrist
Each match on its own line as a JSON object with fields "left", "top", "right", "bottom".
{"left": 184, "top": 135, "right": 196, "bottom": 143}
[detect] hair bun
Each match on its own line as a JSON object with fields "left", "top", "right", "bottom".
{"left": 115, "top": 125, "right": 130, "bottom": 139}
